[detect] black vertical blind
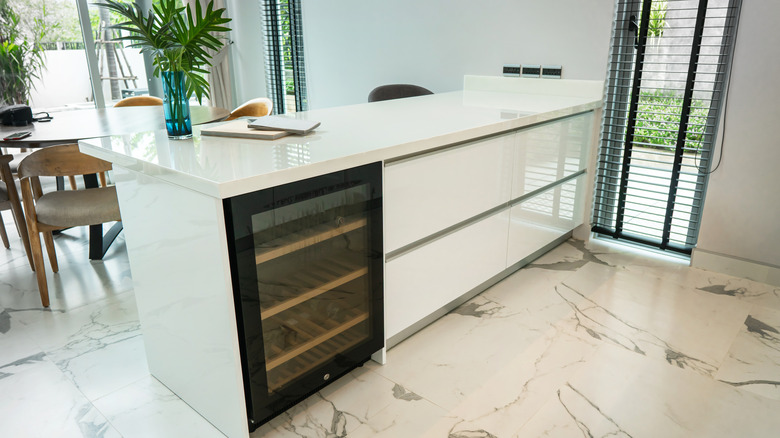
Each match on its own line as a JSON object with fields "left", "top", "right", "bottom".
{"left": 261, "top": 0, "right": 308, "bottom": 114}
{"left": 593, "top": 0, "right": 741, "bottom": 254}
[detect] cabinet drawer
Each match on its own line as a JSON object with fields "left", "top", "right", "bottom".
{"left": 385, "top": 210, "right": 509, "bottom": 339}
{"left": 512, "top": 112, "right": 593, "bottom": 198}
{"left": 384, "top": 132, "right": 514, "bottom": 252}
{"left": 507, "top": 175, "right": 586, "bottom": 266}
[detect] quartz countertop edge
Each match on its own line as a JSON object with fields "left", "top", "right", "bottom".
{"left": 78, "top": 91, "right": 601, "bottom": 200}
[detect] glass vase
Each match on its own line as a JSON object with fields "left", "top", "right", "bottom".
{"left": 161, "top": 71, "right": 193, "bottom": 139}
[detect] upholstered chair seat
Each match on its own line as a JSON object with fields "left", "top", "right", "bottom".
{"left": 34, "top": 186, "right": 120, "bottom": 228}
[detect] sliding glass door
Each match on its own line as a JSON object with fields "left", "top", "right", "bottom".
{"left": 593, "top": 0, "right": 741, "bottom": 254}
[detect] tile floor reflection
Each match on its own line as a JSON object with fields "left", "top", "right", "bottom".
{"left": 1, "top": 216, "right": 779, "bottom": 437}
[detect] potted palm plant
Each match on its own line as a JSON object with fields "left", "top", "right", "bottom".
{"left": 98, "top": 0, "right": 231, "bottom": 139}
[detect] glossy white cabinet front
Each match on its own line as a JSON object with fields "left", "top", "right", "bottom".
{"left": 507, "top": 175, "right": 587, "bottom": 266}
{"left": 512, "top": 112, "right": 593, "bottom": 198}
{"left": 384, "top": 132, "right": 514, "bottom": 253}
{"left": 385, "top": 210, "right": 510, "bottom": 339}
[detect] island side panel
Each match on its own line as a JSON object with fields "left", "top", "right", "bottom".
{"left": 112, "top": 166, "right": 249, "bottom": 438}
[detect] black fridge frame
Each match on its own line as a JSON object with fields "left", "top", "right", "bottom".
{"left": 223, "top": 162, "right": 384, "bottom": 430}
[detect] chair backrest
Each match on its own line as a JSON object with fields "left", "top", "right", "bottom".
{"left": 225, "top": 97, "right": 274, "bottom": 121}
{"left": 17, "top": 144, "right": 113, "bottom": 180}
{"left": 368, "top": 84, "right": 433, "bottom": 103}
{"left": 0, "top": 155, "right": 12, "bottom": 204}
{"left": 114, "top": 96, "right": 163, "bottom": 107}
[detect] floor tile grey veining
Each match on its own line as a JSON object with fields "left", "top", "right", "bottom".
{"left": 2, "top": 205, "right": 780, "bottom": 438}
{"left": 553, "top": 264, "right": 752, "bottom": 377}
{"left": 715, "top": 306, "right": 780, "bottom": 400}
{"left": 0, "top": 354, "right": 122, "bottom": 438}
{"left": 515, "top": 343, "right": 780, "bottom": 438}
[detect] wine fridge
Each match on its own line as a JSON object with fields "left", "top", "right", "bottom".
{"left": 223, "top": 162, "right": 383, "bottom": 429}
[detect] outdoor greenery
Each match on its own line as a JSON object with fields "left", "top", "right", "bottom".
{"left": 97, "top": 0, "right": 231, "bottom": 103}
{"left": 647, "top": 1, "right": 667, "bottom": 38}
{"left": 0, "top": 0, "right": 53, "bottom": 104}
{"left": 279, "top": 0, "right": 295, "bottom": 96}
{"left": 5, "top": 0, "right": 181, "bottom": 45}
{"left": 632, "top": 89, "right": 710, "bottom": 152}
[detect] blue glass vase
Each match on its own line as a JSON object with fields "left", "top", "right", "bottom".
{"left": 161, "top": 71, "right": 192, "bottom": 139}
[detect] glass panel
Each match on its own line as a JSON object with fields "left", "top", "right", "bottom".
{"left": 251, "top": 184, "right": 372, "bottom": 393}
{"left": 13, "top": 0, "right": 151, "bottom": 111}
{"left": 1, "top": 0, "right": 90, "bottom": 108}
{"left": 90, "top": 0, "right": 152, "bottom": 106}
{"left": 593, "top": 0, "right": 740, "bottom": 253}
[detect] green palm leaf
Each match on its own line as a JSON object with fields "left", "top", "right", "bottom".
{"left": 95, "top": 0, "right": 231, "bottom": 102}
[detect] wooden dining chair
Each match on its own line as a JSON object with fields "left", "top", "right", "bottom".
{"left": 224, "top": 97, "right": 273, "bottom": 121}
{"left": 18, "top": 144, "right": 121, "bottom": 307}
{"left": 0, "top": 154, "right": 34, "bottom": 269}
{"left": 114, "top": 95, "right": 163, "bottom": 107}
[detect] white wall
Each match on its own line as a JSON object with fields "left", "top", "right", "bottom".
{"left": 692, "top": 1, "right": 780, "bottom": 285}
{"left": 29, "top": 50, "right": 93, "bottom": 109}
{"left": 29, "top": 48, "right": 150, "bottom": 110}
{"left": 301, "top": 0, "right": 615, "bottom": 109}
{"left": 224, "top": 0, "right": 267, "bottom": 108}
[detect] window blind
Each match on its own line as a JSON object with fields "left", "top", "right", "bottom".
{"left": 592, "top": 0, "right": 741, "bottom": 254}
{"left": 261, "top": 0, "right": 308, "bottom": 114}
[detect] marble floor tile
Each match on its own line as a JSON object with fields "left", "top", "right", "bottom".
{"left": 250, "top": 365, "right": 401, "bottom": 437}
{"left": 515, "top": 343, "right": 780, "bottom": 438}
{"left": 0, "top": 308, "right": 43, "bottom": 366}
{"left": 371, "top": 293, "right": 554, "bottom": 412}
{"left": 8, "top": 290, "right": 149, "bottom": 401}
{"left": 554, "top": 267, "right": 752, "bottom": 376}
{"left": 92, "top": 375, "right": 224, "bottom": 438}
{"left": 443, "top": 325, "right": 600, "bottom": 438}
{"left": 694, "top": 274, "right": 780, "bottom": 312}
{"left": 347, "top": 393, "right": 455, "bottom": 438}
{"left": 482, "top": 259, "right": 617, "bottom": 327}
{"left": 614, "top": 261, "right": 780, "bottom": 311}
{"left": 0, "top": 353, "right": 121, "bottom": 438}
{"left": 3, "top": 212, "right": 780, "bottom": 438}
{"left": 0, "top": 227, "right": 132, "bottom": 312}
{"left": 715, "top": 305, "right": 780, "bottom": 400}
{"left": 9, "top": 289, "right": 140, "bottom": 352}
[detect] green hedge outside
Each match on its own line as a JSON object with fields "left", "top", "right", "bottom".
{"left": 632, "top": 90, "right": 710, "bottom": 152}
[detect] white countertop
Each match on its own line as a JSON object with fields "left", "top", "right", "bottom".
{"left": 79, "top": 76, "right": 603, "bottom": 199}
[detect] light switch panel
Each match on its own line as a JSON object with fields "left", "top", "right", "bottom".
{"left": 521, "top": 65, "right": 541, "bottom": 78}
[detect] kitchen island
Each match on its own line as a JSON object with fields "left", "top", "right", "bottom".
{"left": 79, "top": 75, "right": 603, "bottom": 437}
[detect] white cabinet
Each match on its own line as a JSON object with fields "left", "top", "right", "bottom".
{"left": 385, "top": 210, "right": 510, "bottom": 339}
{"left": 507, "top": 174, "right": 587, "bottom": 267}
{"left": 512, "top": 112, "right": 593, "bottom": 198}
{"left": 384, "top": 132, "right": 514, "bottom": 253}
{"left": 384, "top": 112, "right": 596, "bottom": 346}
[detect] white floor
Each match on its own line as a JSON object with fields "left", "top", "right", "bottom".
{"left": 1, "top": 219, "right": 779, "bottom": 438}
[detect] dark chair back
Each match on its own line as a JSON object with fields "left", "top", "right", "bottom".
{"left": 368, "top": 84, "right": 433, "bottom": 102}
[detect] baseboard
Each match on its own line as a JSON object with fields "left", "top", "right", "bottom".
{"left": 691, "top": 249, "right": 780, "bottom": 287}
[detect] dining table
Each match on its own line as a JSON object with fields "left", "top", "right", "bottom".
{"left": 0, "top": 104, "right": 230, "bottom": 262}
{"left": 0, "top": 105, "right": 230, "bottom": 148}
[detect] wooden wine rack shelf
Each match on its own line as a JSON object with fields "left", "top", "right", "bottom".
{"left": 259, "top": 257, "right": 368, "bottom": 320}
{"left": 265, "top": 310, "right": 368, "bottom": 371}
{"left": 255, "top": 216, "right": 367, "bottom": 265}
{"left": 253, "top": 208, "right": 374, "bottom": 393}
{"left": 268, "top": 327, "right": 366, "bottom": 391}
